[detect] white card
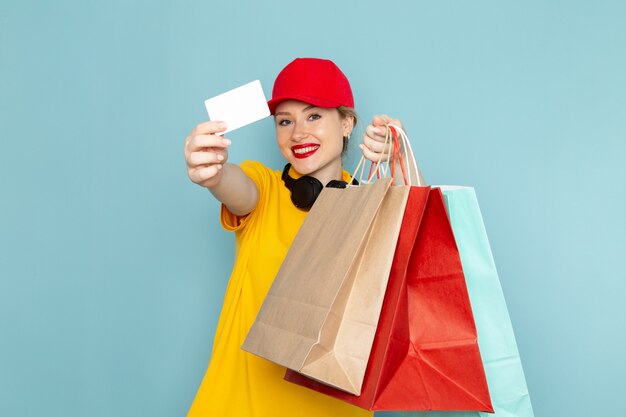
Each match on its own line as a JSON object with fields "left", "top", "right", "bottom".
{"left": 204, "top": 80, "right": 271, "bottom": 135}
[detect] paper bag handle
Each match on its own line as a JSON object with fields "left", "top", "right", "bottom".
{"left": 349, "top": 124, "right": 422, "bottom": 187}
{"left": 349, "top": 126, "right": 394, "bottom": 185}
{"left": 387, "top": 124, "right": 422, "bottom": 186}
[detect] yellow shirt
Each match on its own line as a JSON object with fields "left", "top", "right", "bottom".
{"left": 187, "top": 161, "right": 371, "bottom": 417}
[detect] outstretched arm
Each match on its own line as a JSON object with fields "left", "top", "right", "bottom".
{"left": 184, "top": 121, "right": 258, "bottom": 216}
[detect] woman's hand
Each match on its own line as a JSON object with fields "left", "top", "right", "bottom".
{"left": 360, "top": 114, "right": 404, "bottom": 163}
{"left": 360, "top": 115, "right": 425, "bottom": 185}
{"left": 184, "top": 121, "right": 231, "bottom": 189}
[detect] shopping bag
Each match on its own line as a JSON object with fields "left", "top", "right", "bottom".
{"left": 242, "top": 170, "right": 410, "bottom": 394}
{"left": 286, "top": 186, "right": 493, "bottom": 411}
{"left": 394, "top": 186, "right": 534, "bottom": 417}
{"left": 285, "top": 125, "right": 493, "bottom": 412}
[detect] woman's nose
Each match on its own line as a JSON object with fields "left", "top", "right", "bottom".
{"left": 291, "top": 122, "right": 308, "bottom": 141}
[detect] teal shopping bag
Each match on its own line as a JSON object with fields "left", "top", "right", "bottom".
{"left": 392, "top": 186, "right": 534, "bottom": 417}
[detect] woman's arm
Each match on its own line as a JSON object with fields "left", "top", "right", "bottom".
{"left": 207, "top": 163, "right": 258, "bottom": 216}
{"left": 184, "top": 121, "right": 259, "bottom": 215}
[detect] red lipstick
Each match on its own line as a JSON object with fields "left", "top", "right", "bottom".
{"left": 291, "top": 143, "right": 320, "bottom": 159}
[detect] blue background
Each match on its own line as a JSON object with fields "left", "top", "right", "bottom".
{"left": 1, "top": 1, "right": 624, "bottom": 416}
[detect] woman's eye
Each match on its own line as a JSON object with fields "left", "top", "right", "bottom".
{"left": 278, "top": 119, "right": 292, "bottom": 126}
{"left": 308, "top": 113, "right": 321, "bottom": 121}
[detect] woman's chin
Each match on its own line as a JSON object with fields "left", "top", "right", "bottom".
{"left": 288, "top": 151, "right": 342, "bottom": 178}
{"left": 289, "top": 158, "right": 318, "bottom": 176}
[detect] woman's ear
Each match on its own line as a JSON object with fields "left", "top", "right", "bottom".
{"left": 342, "top": 115, "right": 355, "bottom": 137}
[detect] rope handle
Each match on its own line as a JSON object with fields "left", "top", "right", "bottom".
{"left": 349, "top": 125, "right": 393, "bottom": 185}
{"left": 349, "top": 123, "right": 421, "bottom": 187}
{"left": 388, "top": 123, "right": 422, "bottom": 187}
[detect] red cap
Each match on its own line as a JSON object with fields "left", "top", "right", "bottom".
{"left": 268, "top": 58, "right": 354, "bottom": 115}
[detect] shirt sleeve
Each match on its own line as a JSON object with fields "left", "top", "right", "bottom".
{"left": 220, "top": 160, "right": 270, "bottom": 232}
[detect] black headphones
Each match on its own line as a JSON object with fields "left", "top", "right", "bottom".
{"left": 281, "top": 163, "right": 358, "bottom": 210}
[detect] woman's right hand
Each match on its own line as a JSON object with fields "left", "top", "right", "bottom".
{"left": 184, "top": 121, "right": 231, "bottom": 189}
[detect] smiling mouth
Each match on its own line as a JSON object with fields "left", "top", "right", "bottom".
{"left": 292, "top": 144, "right": 320, "bottom": 159}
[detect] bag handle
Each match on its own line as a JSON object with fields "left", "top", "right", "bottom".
{"left": 349, "top": 126, "right": 394, "bottom": 185}
{"left": 349, "top": 124, "right": 422, "bottom": 187}
{"left": 387, "top": 124, "right": 422, "bottom": 186}
{"left": 378, "top": 124, "right": 409, "bottom": 185}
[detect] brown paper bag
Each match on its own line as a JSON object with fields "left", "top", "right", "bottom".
{"left": 242, "top": 177, "right": 409, "bottom": 394}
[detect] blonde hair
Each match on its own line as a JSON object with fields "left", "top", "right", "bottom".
{"left": 337, "top": 106, "right": 358, "bottom": 155}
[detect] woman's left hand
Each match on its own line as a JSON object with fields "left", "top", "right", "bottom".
{"left": 360, "top": 114, "right": 425, "bottom": 185}
{"left": 360, "top": 114, "right": 404, "bottom": 163}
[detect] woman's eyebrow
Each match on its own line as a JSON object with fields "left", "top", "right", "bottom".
{"left": 275, "top": 105, "right": 320, "bottom": 116}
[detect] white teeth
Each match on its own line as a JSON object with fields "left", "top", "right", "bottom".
{"left": 293, "top": 146, "right": 319, "bottom": 154}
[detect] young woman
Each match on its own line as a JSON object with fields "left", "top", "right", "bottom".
{"left": 184, "top": 58, "right": 413, "bottom": 417}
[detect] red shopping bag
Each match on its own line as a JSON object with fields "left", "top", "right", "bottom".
{"left": 285, "top": 185, "right": 493, "bottom": 412}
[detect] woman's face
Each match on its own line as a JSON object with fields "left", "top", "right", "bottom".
{"left": 274, "top": 100, "right": 351, "bottom": 181}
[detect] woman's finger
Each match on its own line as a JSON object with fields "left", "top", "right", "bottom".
{"left": 372, "top": 114, "right": 391, "bottom": 127}
{"left": 188, "top": 164, "right": 223, "bottom": 183}
{"left": 360, "top": 144, "right": 385, "bottom": 163}
{"left": 191, "top": 121, "right": 228, "bottom": 136}
{"left": 187, "top": 150, "right": 225, "bottom": 167}
{"left": 365, "top": 125, "right": 387, "bottom": 142}
{"left": 362, "top": 133, "right": 391, "bottom": 154}
{"left": 188, "top": 135, "right": 231, "bottom": 152}
{"left": 386, "top": 118, "right": 403, "bottom": 130}
{"left": 371, "top": 115, "right": 404, "bottom": 131}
